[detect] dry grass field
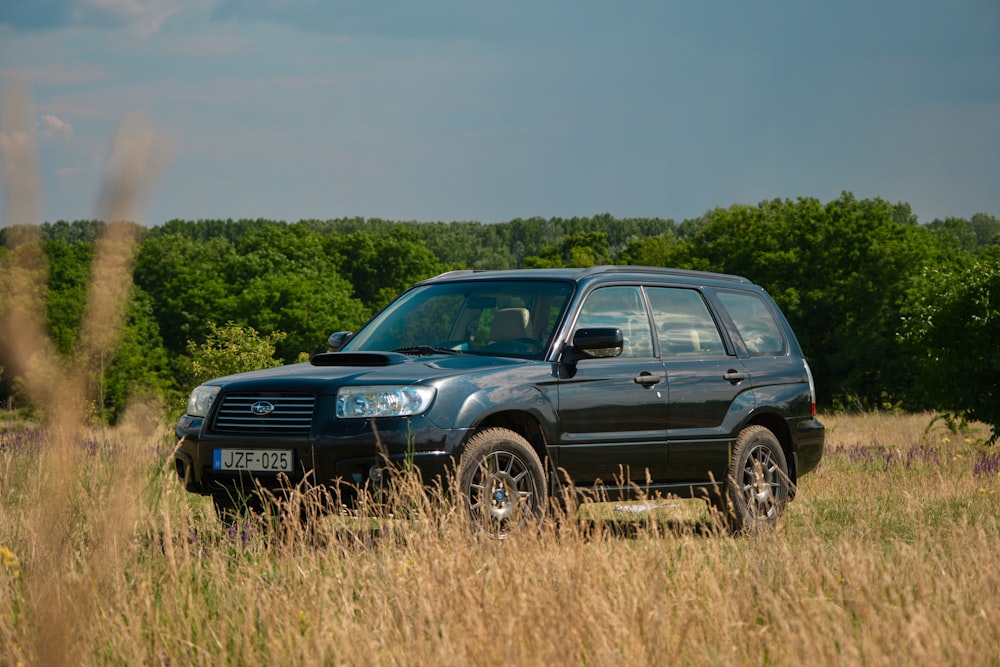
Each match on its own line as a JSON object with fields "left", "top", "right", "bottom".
{"left": 1, "top": 410, "right": 998, "bottom": 666}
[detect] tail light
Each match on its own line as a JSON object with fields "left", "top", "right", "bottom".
{"left": 803, "top": 359, "right": 817, "bottom": 417}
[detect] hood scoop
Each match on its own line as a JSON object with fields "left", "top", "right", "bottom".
{"left": 310, "top": 352, "right": 409, "bottom": 367}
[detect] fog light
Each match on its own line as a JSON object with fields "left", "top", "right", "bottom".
{"left": 369, "top": 465, "right": 384, "bottom": 483}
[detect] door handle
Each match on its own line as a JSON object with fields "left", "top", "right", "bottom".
{"left": 633, "top": 372, "right": 663, "bottom": 387}
{"left": 724, "top": 369, "right": 747, "bottom": 384}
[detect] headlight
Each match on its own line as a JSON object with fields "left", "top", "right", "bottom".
{"left": 186, "top": 385, "right": 221, "bottom": 418}
{"left": 336, "top": 385, "right": 436, "bottom": 419}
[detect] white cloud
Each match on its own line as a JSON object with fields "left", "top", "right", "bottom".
{"left": 38, "top": 114, "right": 74, "bottom": 141}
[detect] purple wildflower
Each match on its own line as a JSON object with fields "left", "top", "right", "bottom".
{"left": 973, "top": 452, "right": 1000, "bottom": 477}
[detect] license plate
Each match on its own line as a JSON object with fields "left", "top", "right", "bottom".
{"left": 213, "top": 449, "right": 293, "bottom": 472}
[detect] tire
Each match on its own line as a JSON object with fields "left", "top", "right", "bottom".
{"left": 457, "top": 428, "right": 547, "bottom": 537}
{"left": 723, "top": 426, "right": 790, "bottom": 535}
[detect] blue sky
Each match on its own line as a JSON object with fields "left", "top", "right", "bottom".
{"left": 1, "top": 0, "right": 998, "bottom": 227}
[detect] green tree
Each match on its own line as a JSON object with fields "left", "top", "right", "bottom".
{"left": 42, "top": 238, "right": 93, "bottom": 355}
{"left": 927, "top": 217, "right": 979, "bottom": 255}
{"left": 970, "top": 213, "right": 1000, "bottom": 248}
{"left": 331, "top": 227, "right": 444, "bottom": 310}
{"left": 39, "top": 219, "right": 107, "bottom": 243}
{"left": 900, "top": 249, "right": 1000, "bottom": 441}
{"left": 133, "top": 233, "right": 240, "bottom": 355}
{"left": 618, "top": 233, "right": 686, "bottom": 268}
{"left": 135, "top": 224, "right": 370, "bottom": 366}
{"left": 522, "top": 231, "right": 611, "bottom": 268}
{"left": 96, "top": 287, "right": 172, "bottom": 423}
{"left": 230, "top": 223, "right": 370, "bottom": 358}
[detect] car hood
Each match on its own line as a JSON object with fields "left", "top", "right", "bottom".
{"left": 202, "top": 352, "right": 537, "bottom": 394}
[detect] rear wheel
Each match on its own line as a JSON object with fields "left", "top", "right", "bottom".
{"left": 723, "top": 426, "right": 790, "bottom": 535}
{"left": 457, "top": 428, "right": 547, "bottom": 537}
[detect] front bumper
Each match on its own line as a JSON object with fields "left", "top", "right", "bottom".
{"left": 174, "top": 413, "right": 467, "bottom": 500}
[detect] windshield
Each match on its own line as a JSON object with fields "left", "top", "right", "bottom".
{"left": 344, "top": 280, "right": 575, "bottom": 359}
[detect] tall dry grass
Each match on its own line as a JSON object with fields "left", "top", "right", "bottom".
{"left": 1, "top": 81, "right": 168, "bottom": 665}
{"left": 0, "top": 412, "right": 997, "bottom": 666}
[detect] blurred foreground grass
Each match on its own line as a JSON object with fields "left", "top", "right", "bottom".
{"left": 1, "top": 411, "right": 998, "bottom": 666}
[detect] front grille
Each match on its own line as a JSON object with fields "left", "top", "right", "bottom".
{"left": 211, "top": 393, "right": 316, "bottom": 435}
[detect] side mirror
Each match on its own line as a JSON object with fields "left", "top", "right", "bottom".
{"left": 327, "top": 331, "right": 354, "bottom": 352}
{"left": 564, "top": 327, "right": 623, "bottom": 362}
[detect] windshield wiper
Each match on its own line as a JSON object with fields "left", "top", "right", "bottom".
{"left": 393, "top": 346, "right": 464, "bottom": 356}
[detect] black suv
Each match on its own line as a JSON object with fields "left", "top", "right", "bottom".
{"left": 175, "top": 266, "right": 824, "bottom": 533}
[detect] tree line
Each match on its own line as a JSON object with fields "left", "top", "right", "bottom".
{"left": 2, "top": 192, "right": 998, "bottom": 435}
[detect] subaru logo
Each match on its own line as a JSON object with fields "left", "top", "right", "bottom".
{"left": 250, "top": 400, "right": 275, "bottom": 416}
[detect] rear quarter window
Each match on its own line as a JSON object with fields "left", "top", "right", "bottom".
{"left": 715, "top": 290, "right": 787, "bottom": 357}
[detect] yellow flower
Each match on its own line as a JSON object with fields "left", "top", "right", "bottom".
{"left": 0, "top": 546, "right": 17, "bottom": 569}
{"left": 0, "top": 547, "right": 20, "bottom": 580}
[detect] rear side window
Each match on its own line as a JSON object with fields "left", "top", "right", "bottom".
{"left": 646, "top": 287, "right": 727, "bottom": 358}
{"left": 716, "top": 290, "right": 786, "bottom": 357}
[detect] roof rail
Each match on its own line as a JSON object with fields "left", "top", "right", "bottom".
{"left": 579, "top": 265, "right": 750, "bottom": 283}
{"left": 428, "top": 269, "right": 481, "bottom": 280}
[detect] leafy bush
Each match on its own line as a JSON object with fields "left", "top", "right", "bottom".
{"left": 186, "top": 322, "right": 287, "bottom": 385}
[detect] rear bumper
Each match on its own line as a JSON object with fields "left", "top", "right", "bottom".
{"left": 794, "top": 417, "right": 825, "bottom": 477}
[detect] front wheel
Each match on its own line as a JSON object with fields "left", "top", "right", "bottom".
{"left": 723, "top": 426, "right": 790, "bottom": 535}
{"left": 457, "top": 428, "right": 547, "bottom": 537}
